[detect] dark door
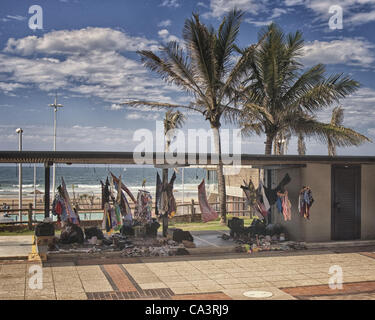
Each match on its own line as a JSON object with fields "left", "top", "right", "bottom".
{"left": 331, "top": 165, "right": 361, "bottom": 240}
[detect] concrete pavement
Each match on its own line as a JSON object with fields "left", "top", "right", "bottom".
{"left": 1, "top": 249, "right": 375, "bottom": 300}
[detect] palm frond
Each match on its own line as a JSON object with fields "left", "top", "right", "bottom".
{"left": 331, "top": 105, "right": 344, "bottom": 126}
{"left": 119, "top": 100, "right": 205, "bottom": 114}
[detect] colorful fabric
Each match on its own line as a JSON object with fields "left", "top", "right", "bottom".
{"left": 61, "top": 177, "right": 80, "bottom": 225}
{"left": 198, "top": 179, "right": 218, "bottom": 223}
{"left": 298, "top": 187, "right": 314, "bottom": 220}
{"left": 135, "top": 190, "right": 152, "bottom": 224}
{"left": 110, "top": 172, "right": 136, "bottom": 204}
{"left": 155, "top": 172, "right": 163, "bottom": 216}
{"left": 160, "top": 171, "right": 177, "bottom": 219}
{"left": 102, "top": 202, "right": 112, "bottom": 233}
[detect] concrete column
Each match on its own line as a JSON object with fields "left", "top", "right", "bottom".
{"left": 44, "top": 163, "right": 51, "bottom": 218}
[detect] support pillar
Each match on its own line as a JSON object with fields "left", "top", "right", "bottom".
{"left": 44, "top": 162, "right": 51, "bottom": 218}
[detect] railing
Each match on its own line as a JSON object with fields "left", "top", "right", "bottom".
{"left": 0, "top": 199, "right": 254, "bottom": 226}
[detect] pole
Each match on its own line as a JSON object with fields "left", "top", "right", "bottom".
{"left": 52, "top": 106, "right": 57, "bottom": 200}
{"left": 18, "top": 129, "right": 23, "bottom": 222}
{"left": 182, "top": 167, "right": 185, "bottom": 215}
{"left": 44, "top": 163, "right": 51, "bottom": 218}
{"left": 49, "top": 95, "right": 63, "bottom": 201}
{"left": 33, "top": 164, "right": 37, "bottom": 208}
{"left": 33, "top": 164, "right": 37, "bottom": 221}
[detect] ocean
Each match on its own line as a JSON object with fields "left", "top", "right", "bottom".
{"left": 0, "top": 165, "right": 208, "bottom": 201}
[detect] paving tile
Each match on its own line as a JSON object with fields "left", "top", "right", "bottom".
{"left": 81, "top": 280, "right": 113, "bottom": 293}
{"left": 170, "top": 287, "right": 199, "bottom": 295}
{"left": 56, "top": 292, "right": 88, "bottom": 300}
{"left": 139, "top": 282, "right": 169, "bottom": 290}
{"left": 163, "top": 281, "right": 195, "bottom": 288}
{"left": 215, "top": 278, "right": 242, "bottom": 285}
{"left": 172, "top": 292, "right": 232, "bottom": 300}
{"left": 25, "top": 295, "right": 56, "bottom": 300}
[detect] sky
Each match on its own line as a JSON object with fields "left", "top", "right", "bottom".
{"left": 0, "top": 0, "right": 374, "bottom": 156}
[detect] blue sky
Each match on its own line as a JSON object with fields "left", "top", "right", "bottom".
{"left": 0, "top": 0, "right": 374, "bottom": 155}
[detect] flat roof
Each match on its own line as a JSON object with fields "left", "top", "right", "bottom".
{"left": 0, "top": 151, "right": 375, "bottom": 166}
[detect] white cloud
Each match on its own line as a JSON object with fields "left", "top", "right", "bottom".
{"left": 301, "top": 38, "right": 375, "bottom": 67}
{"left": 126, "top": 112, "right": 160, "bottom": 121}
{"left": 4, "top": 27, "right": 159, "bottom": 56}
{"left": 0, "top": 81, "right": 27, "bottom": 93}
{"left": 284, "top": 0, "right": 375, "bottom": 27}
{"left": 158, "top": 29, "right": 181, "bottom": 43}
{"left": 203, "top": 0, "right": 267, "bottom": 18}
{"left": 0, "top": 27, "right": 181, "bottom": 103}
{"left": 158, "top": 20, "right": 172, "bottom": 27}
{"left": 1, "top": 15, "right": 27, "bottom": 22}
{"left": 160, "top": 0, "right": 180, "bottom": 8}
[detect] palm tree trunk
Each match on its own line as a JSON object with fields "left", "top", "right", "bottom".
{"left": 212, "top": 126, "right": 227, "bottom": 224}
{"left": 328, "top": 137, "right": 336, "bottom": 156}
{"left": 265, "top": 133, "right": 274, "bottom": 155}
{"left": 298, "top": 133, "right": 306, "bottom": 155}
{"left": 161, "top": 168, "right": 168, "bottom": 237}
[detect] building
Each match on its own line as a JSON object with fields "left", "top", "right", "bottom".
{"left": 0, "top": 151, "right": 374, "bottom": 242}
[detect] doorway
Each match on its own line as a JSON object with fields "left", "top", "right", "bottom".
{"left": 331, "top": 165, "right": 361, "bottom": 241}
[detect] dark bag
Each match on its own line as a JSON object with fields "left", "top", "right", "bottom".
{"left": 145, "top": 219, "right": 161, "bottom": 238}
{"left": 172, "top": 229, "right": 194, "bottom": 243}
{"left": 60, "top": 223, "right": 84, "bottom": 244}
{"left": 35, "top": 222, "right": 55, "bottom": 237}
{"left": 84, "top": 227, "right": 104, "bottom": 240}
{"left": 121, "top": 225, "right": 135, "bottom": 236}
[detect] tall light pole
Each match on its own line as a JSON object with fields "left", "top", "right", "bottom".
{"left": 16, "top": 128, "right": 23, "bottom": 222}
{"left": 49, "top": 94, "right": 63, "bottom": 201}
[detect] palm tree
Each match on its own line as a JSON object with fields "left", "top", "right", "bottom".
{"left": 296, "top": 106, "right": 371, "bottom": 156}
{"left": 160, "top": 110, "right": 185, "bottom": 236}
{"left": 120, "top": 10, "right": 261, "bottom": 223}
{"left": 239, "top": 23, "right": 361, "bottom": 155}
{"left": 162, "top": 110, "right": 186, "bottom": 188}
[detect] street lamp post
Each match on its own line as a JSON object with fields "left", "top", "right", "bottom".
{"left": 16, "top": 128, "right": 23, "bottom": 222}
{"left": 49, "top": 95, "right": 63, "bottom": 201}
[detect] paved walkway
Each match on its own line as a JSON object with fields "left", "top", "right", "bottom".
{"left": 1, "top": 250, "right": 375, "bottom": 300}
{"left": 0, "top": 236, "right": 32, "bottom": 259}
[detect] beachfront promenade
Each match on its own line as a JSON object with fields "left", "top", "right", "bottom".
{"left": 1, "top": 247, "right": 375, "bottom": 300}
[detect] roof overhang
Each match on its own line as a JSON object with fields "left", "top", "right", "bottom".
{"left": 0, "top": 151, "right": 375, "bottom": 166}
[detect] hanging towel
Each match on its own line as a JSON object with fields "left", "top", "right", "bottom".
{"left": 264, "top": 173, "right": 291, "bottom": 205}
{"left": 110, "top": 172, "right": 136, "bottom": 204}
{"left": 198, "top": 179, "right": 218, "bottom": 223}
{"left": 259, "top": 181, "right": 271, "bottom": 211}
{"left": 61, "top": 177, "right": 80, "bottom": 225}
{"left": 282, "top": 192, "right": 292, "bottom": 221}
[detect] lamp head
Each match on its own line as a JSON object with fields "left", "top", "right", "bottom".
{"left": 15, "top": 128, "right": 23, "bottom": 134}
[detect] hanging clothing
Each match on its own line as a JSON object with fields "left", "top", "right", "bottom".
{"left": 155, "top": 172, "right": 163, "bottom": 217}
{"left": 259, "top": 181, "right": 270, "bottom": 211}
{"left": 298, "top": 186, "right": 314, "bottom": 220}
{"left": 160, "top": 171, "right": 177, "bottom": 219}
{"left": 241, "top": 179, "right": 264, "bottom": 220}
{"left": 110, "top": 172, "right": 136, "bottom": 204}
{"left": 276, "top": 191, "right": 292, "bottom": 221}
{"left": 61, "top": 177, "right": 80, "bottom": 225}
{"left": 198, "top": 179, "right": 218, "bottom": 223}
{"left": 102, "top": 202, "right": 113, "bottom": 233}
{"left": 115, "top": 175, "right": 132, "bottom": 225}
{"left": 240, "top": 179, "right": 257, "bottom": 207}
{"left": 135, "top": 190, "right": 153, "bottom": 224}
{"left": 264, "top": 173, "right": 292, "bottom": 205}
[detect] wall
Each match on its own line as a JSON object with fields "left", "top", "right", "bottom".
{"left": 301, "top": 164, "right": 332, "bottom": 242}
{"left": 276, "top": 164, "right": 332, "bottom": 242}
{"left": 275, "top": 168, "right": 304, "bottom": 241}
{"left": 361, "top": 165, "right": 375, "bottom": 239}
